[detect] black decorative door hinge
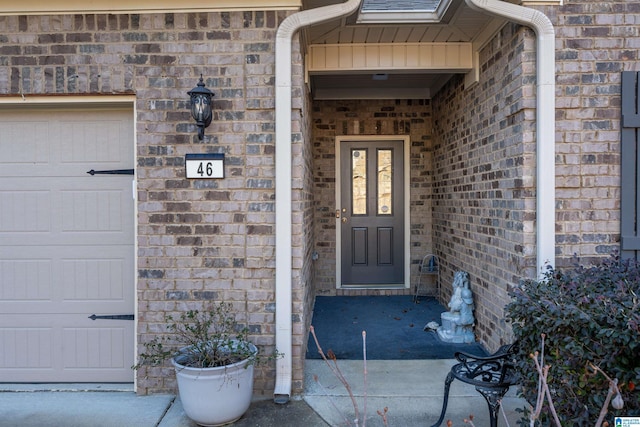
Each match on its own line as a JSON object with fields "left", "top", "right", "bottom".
{"left": 88, "top": 314, "right": 135, "bottom": 321}
{"left": 87, "top": 169, "right": 134, "bottom": 175}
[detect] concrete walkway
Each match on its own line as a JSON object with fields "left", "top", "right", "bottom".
{"left": 0, "top": 360, "right": 527, "bottom": 427}
{"left": 303, "top": 359, "right": 525, "bottom": 427}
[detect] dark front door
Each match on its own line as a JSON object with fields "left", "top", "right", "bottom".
{"left": 340, "top": 139, "right": 404, "bottom": 285}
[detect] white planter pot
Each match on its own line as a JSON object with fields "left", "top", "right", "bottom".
{"left": 172, "top": 343, "right": 257, "bottom": 427}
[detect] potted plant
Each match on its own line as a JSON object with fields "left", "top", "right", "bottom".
{"left": 134, "top": 302, "right": 260, "bottom": 427}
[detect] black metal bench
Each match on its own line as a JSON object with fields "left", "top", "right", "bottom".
{"left": 430, "top": 343, "right": 519, "bottom": 427}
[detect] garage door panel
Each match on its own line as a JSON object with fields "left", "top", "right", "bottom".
{"left": 0, "top": 180, "right": 133, "bottom": 246}
{"left": 63, "top": 326, "right": 128, "bottom": 369}
{"left": 0, "top": 108, "right": 134, "bottom": 383}
{"left": 0, "top": 326, "right": 54, "bottom": 369}
{"left": 62, "top": 255, "right": 131, "bottom": 302}
{"left": 0, "top": 165, "right": 130, "bottom": 178}
{"left": 0, "top": 121, "right": 51, "bottom": 167}
{"left": 62, "top": 189, "right": 126, "bottom": 233}
{"left": 0, "top": 190, "right": 51, "bottom": 233}
{"left": 0, "top": 259, "right": 52, "bottom": 301}
{"left": 0, "top": 300, "right": 134, "bottom": 316}
{"left": 1, "top": 246, "right": 133, "bottom": 311}
{"left": 1, "top": 233, "right": 132, "bottom": 247}
{"left": 60, "top": 119, "right": 129, "bottom": 165}
{"left": 0, "top": 314, "right": 134, "bottom": 382}
{"left": 0, "top": 114, "right": 132, "bottom": 178}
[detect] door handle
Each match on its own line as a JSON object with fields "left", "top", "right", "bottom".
{"left": 342, "top": 217, "right": 347, "bottom": 223}
{"left": 87, "top": 169, "right": 134, "bottom": 175}
{"left": 88, "top": 314, "right": 135, "bottom": 320}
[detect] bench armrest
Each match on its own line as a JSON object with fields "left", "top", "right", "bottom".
{"left": 452, "top": 342, "right": 518, "bottom": 386}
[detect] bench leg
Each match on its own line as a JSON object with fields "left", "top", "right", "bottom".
{"left": 475, "top": 386, "right": 509, "bottom": 427}
{"left": 430, "top": 371, "right": 455, "bottom": 427}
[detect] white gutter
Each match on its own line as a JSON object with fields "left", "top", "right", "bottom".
{"left": 464, "top": 0, "right": 556, "bottom": 277}
{"left": 273, "top": 0, "right": 363, "bottom": 403}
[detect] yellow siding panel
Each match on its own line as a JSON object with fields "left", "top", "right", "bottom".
{"left": 307, "top": 43, "right": 473, "bottom": 72}
{"left": 352, "top": 46, "right": 367, "bottom": 69}
{"left": 365, "top": 46, "right": 380, "bottom": 68}
{"left": 419, "top": 45, "right": 433, "bottom": 68}
{"left": 405, "top": 45, "right": 420, "bottom": 68}
{"left": 339, "top": 46, "right": 354, "bottom": 69}
{"left": 379, "top": 45, "right": 394, "bottom": 68}
{"left": 326, "top": 46, "right": 340, "bottom": 69}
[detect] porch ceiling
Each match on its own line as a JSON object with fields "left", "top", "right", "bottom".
{"left": 302, "top": 0, "right": 505, "bottom": 99}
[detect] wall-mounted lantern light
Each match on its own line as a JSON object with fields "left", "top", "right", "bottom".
{"left": 187, "top": 75, "right": 214, "bottom": 140}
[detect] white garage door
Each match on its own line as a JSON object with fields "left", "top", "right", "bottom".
{"left": 0, "top": 107, "right": 135, "bottom": 383}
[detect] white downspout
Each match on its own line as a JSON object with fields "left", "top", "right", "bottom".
{"left": 464, "top": 0, "right": 556, "bottom": 277}
{"left": 273, "top": 0, "right": 363, "bottom": 403}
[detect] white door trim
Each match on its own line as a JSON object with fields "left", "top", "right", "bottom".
{"left": 335, "top": 135, "right": 411, "bottom": 289}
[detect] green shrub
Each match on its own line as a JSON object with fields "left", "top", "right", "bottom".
{"left": 506, "top": 253, "right": 640, "bottom": 426}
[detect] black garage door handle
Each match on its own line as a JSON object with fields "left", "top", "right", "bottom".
{"left": 88, "top": 314, "right": 135, "bottom": 321}
{"left": 87, "top": 169, "right": 134, "bottom": 175}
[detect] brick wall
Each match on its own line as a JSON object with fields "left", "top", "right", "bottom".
{"left": 430, "top": 0, "right": 639, "bottom": 350}
{"left": 431, "top": 22, "right": 536, "bottom": 350}
{"left": 0, "top": 10, "right": 307, "bottom": 396}
{"left": 547, "top": 0, "right": 635, "bottom": 266}
{"left": 291, "top": 40, "right": 314, "bottom": 393}
{"left": 311, "top": 99, "right": 434, "bottom": 296}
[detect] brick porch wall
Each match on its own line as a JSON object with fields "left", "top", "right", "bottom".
{"left": 311, "top": 99, "right": 435, "bottom": 296}
{"left": 0, "top": 10, "right": 311, "bottom": 396}
{"left": 431, "top": 23, "right": 536, "bottom": 351}
{"left": 430, "top": 0, "right": 637, "bottom": 350}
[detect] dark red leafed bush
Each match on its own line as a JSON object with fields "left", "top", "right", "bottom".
{"left": 506, "top": 253, "right": 640, "bottom": 426}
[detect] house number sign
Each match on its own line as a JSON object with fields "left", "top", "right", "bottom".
{"left": 185, "top": 153, "right": 224, "bottom": 179}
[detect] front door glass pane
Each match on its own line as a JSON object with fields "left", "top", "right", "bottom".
{"left": 352, "top": 149, "right": 367, "bottom": 215}
{"left": 377, "top": 149, "right": 392, "bottom": 215}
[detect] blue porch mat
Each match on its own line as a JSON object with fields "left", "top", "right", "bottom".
{"left": 306, "top": 296, "right": 488, "bottom": 360}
